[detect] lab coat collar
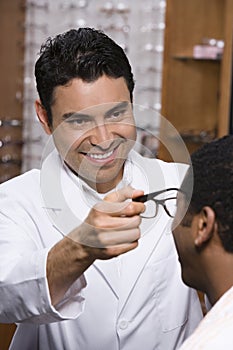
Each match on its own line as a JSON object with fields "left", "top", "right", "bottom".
{"left": 63, "top": 150, "right": 134, "bottom": 207}
{"left": 40, "top": 149, "right": 133, "bottom": 235}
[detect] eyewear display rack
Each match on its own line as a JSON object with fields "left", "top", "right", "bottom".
{"left": 0, "top": 0, "right": 25, "bottom": 184}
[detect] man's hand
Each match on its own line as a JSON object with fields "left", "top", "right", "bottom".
{"left": 47, "top": 186, "right": 145, "bottom": 305}
{"left": 69, "top": 186, "right": 145, "bottom": 259}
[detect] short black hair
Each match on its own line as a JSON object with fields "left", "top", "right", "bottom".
{"left": 181, "top": 135, "right": 233, "bottom": 252}
{"left": 35, "top": 28, "right": 135, "bottom": 125}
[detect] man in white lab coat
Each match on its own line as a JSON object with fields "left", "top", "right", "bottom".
{"left": 0, "top": 28, "right": 202, "bottom": 349}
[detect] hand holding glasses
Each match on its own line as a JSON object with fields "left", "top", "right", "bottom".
{"left": 133, "top": 188, "right": 181, "bottom": 219}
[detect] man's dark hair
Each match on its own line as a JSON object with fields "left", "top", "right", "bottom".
{"left": 181, "top": 135, "right": 233, "bottom": 252}
{"left": 35, "top": 28, "right": 135, "bottom": 125}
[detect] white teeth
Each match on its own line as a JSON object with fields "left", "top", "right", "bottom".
{"left": 88, "top": 150, "right": 114, "bottom": 159}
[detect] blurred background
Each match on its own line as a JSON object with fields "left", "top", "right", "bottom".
{"left": 0, "top": 0, "right": 232, "bottom": 346}
{"left": 0, "top": 0, "right": 166, "bottom": 183}
{"left": 0, "top": 0, "right": 232, "bottom": 184}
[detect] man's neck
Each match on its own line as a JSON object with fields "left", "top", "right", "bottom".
{"left": 205, "top": 254, "right": 233, "bottom": 305}
{"left": 80, "top": 170, "right": 124, "bottom": 194}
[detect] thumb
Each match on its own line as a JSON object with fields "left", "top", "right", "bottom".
{"left": 104, "top": 185, "right": 144, "bottom": 203}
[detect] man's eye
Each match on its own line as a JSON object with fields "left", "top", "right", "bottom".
{"left": 67, "top": 118, "right": 90, "bottom": 126}
{"left": 108, "top": 109, "right": 126, "bottom": 120}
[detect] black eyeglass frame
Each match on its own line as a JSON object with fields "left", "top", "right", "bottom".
{"left": 133, "top": 187, "right": 185, "bottom": 218}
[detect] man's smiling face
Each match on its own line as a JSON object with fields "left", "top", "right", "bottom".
{"left": 50, "top": 75, "right": 136, "bottom": 192}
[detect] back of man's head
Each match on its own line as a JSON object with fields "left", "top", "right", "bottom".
{"left": 182, "top": 135, "right": 233, "bottom": 252}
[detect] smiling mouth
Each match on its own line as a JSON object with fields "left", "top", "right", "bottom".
{"left": 83, "top": 138, "right": 126, "bottom": 158}
{"left": 81, "top": 143, "right": 121, "bottom": 163}
{"left": 88, "top": 149, "right": 114, "bottom": 160}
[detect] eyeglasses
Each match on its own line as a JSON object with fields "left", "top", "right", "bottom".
{"left": 133, "top": 188, "right": 183, "bottom": 219}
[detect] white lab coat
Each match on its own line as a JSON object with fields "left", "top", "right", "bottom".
{"left": 0, "top": 150, "right": 202, "bottom": 350}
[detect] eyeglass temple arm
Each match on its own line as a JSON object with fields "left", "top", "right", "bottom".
{"left": 132, "top": 187, "right": 181, "bottom": 203}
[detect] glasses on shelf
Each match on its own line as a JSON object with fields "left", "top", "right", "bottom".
{"left": 59, "top": 0, "right": 89, "bottom": 10}
{"left": 143, "top": 43, "right": 164, "bottom": 53}
{"left": 142, "top": 1, "right": 166, "bottom": 14}
{"left": 0, "top": 154, "right": 22, "bottom": 166}
{"left": 0, "top": 136, "right": 42, "bottom": 148}
{"left": 20, "top": 0, "right": 49, "bottom": 10}
{"left": 133, "top": 188, "right": 183, "bottom": 219}
{"left": 0, "top": 119, "right": 23, "bottom": 127}
{"left": 99, "top": 2, "right": 130, "bottom": 15}
{"left": 101, "top": 23, "right": 130, "bottom": 34}
{"left": 140, "top": 22, "right": 165, "bottom": 33}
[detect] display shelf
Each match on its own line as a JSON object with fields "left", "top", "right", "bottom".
{"left": 159, "top": 0, "right": 233, "bottom": 161}
{"left": 172, "top": 55, "right": 222, "bottom": 62}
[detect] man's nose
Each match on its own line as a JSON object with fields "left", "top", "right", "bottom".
{"left": 89, "top": 123, "right": 113, "bottom": 147}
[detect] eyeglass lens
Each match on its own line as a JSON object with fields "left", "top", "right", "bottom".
{"left": 163, "top": 197, "right": 178, "bottom": 218}
{"left": 134, "top": 189, "right": 179, "bottom": 219}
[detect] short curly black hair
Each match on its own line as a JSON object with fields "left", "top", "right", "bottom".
{"left": 35, "top": 28, "right": 135, "bottom": 125}
{"left": 181, "top": 135, "right": 233, "bottom": 252}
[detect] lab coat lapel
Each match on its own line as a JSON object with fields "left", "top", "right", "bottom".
{"left": 117, "top": 216, "right": 169, "bottom": 317}
{"left": 92, "top": 217, "right": 169, "bottom": 302}
{"left": 41, "top": 150, "right": 89, "bottom": 235}
{"left": 114, "top": 151, "right": 173, "bottom": 316}
{"left": 93, "top": 259, "right": 120, "bottom": 298}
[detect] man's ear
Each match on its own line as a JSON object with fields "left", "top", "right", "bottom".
{"left": 194, "top": 206, "right": 216, "bottom": 247}
{"left": 35, "top": 100, "right": 52, "bottom": 135}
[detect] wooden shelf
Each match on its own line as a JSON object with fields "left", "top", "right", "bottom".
{"left": 172, "top": 55, "right": 222, "bottom": 62}
{"left": 158, "top": 0, "right": 233, "bottom": 161}
{"left": 0, "top": 0, "right": 25, "bottom": 182}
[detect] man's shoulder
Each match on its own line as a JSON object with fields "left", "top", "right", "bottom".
{"left": 0, "top": 169, "right": 40, "bottom": 198}
{"left": 130, "top": 150, "right": 189, "bottom": 184}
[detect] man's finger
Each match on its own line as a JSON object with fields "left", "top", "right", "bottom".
{"left": 104, "top": 185, "right": 144, "bottom": 203}
{"left": 94, "top": 200, "right": 144, "bottom": 217}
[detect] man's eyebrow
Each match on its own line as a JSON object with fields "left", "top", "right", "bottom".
{"left": 61, "top": 101, "right": 130, "bottom": 120}
{"left": 62, "top": 112, "right": 91, "bottom": 120}
{"left": 104, "top": 101, "right": 130, "bottom": 118}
